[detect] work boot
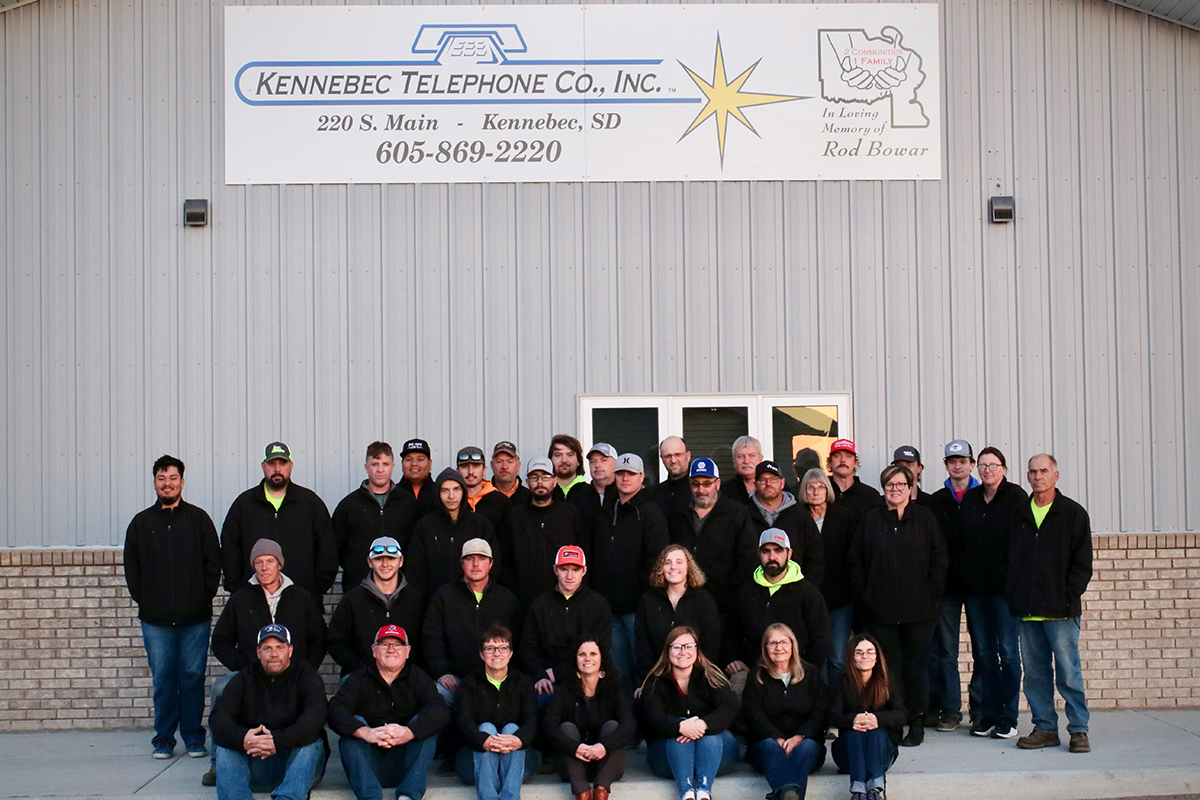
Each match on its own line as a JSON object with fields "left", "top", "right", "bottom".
{"left": 1068, "top": 732, "right": 1091, "bottom": 753}
{"left": 201, "top": 765, "right": 216, "bottom": 787}
{"left": 900, "top": 721, "right": 925, "bottom": 747}
{"left": 1017, "top": 729, "right": 1060, "bottom": 749}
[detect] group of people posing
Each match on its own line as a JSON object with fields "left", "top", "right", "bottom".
{"left": 122, "top": 432, "right": 1094, "bottom": 800}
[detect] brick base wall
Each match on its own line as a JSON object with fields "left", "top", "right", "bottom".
{"left": 1, "top": 534, "right": 1197, "bottom": 731}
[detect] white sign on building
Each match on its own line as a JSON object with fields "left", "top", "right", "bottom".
{"left": 225, "top": 5, "right": 941, "bottom": 184}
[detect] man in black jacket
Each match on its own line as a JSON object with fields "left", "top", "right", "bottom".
{"left": 489, "top": 441, "right": 531, "bottom": 506}
{"left": 652, "top": 435, "right": 693, "bottom": 516}
{"left": 1008, "top": 454, "right": 1093, "bottom": 754}
{"left": 568, "top": 442, "right": 618, "bottom": 521}
{"left": 211, "top": 624, "right": 327, "bottom": 800}
{"left": 397, "top": 438, "right": 439, "bottom": 521}
{"left": 458, "top": 446, "right": 512, "bottom": 533}
{"left": 406, "top": 468, "right": 494, "bottom": 596}
{"left": 329, "top": 536, "right": 424, "bottom": 677}
{"left": 746, "top": 460, "right": 824, "bottom": 588}
{"left": 498, "top": 457, "right": 588, "bottom": 610}
{"left": 827, "top": 439, "right": 885, "bottom": 524}
{"left": 220, "top": 442, "right": 337, "bottom": 602}
{"left": 332, "top": 442, "right": 418, "bottom": 591}
{"left": 721, "top": 435, "right": 763, "bottom": 506}
{"left": 124, "top": 454, "right": 221, "bottom": 759}
{"left": 329, "top": 624, "right": 451, "bottom": 800}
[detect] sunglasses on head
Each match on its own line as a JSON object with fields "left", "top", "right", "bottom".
{"left": 370, "top": 545, "right": 401, "bottom": 556}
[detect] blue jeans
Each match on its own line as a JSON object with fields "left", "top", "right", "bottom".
{"left": 646, "top": 732, "right": 738, "bottom": 797}
{"left": 825, "top": 603, "right": 855, "bottom": 686}
{"left": 141, "top": 620, "right": 210, "bottom": 750}
{"left": 455, "top": 723, "right": 539, "bottom": 800}
{"left": 215, "top": 739, "right": 325, "bottom": 800}
{"left": 928, "top": 594, "right": 966, "bottom": 720}
{"left": 749, "top": 737, "right": 823, "bottom": 797}
{"left": 340, "top": 730, "right": 437, "bottom": 800}
{"left": 1019, "top": 617, "right": 1089, "bottom": 734}
{"left": 610, "top": 613, "right": 637, "bottom": 698}
{"left": 964, "top": 594, "right": 1021, "bottom": 723}
{"left": 831, "top": 729, "right": 895, "bottom": 792}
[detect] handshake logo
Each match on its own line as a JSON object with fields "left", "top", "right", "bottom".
{"left": 818, "top": 25, "right": 929, "bottom": 128}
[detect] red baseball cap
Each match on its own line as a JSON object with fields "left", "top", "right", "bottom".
{"left": 829, "top": 438, "right": 857, "bottom": 456}
{"left": 374, "top": 624, "right": 409, "bottom": 646}
{"left": 555, "top": 546, "right": 587, "bottom": 568}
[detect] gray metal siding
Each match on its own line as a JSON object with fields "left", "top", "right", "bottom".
{"left": 2, "top": 0, "right": 1199, "bottom": 546}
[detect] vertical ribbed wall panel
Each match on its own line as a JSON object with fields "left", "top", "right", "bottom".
{"left": 1, "top": 0, "right": 1198, "bottom": 545}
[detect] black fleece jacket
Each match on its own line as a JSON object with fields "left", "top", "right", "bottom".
{"left": 211, "top": 581, "right": 327, "bottom": 672}
{"left": 567, "top": 481, "right": 617, "bottom": 524}
{"left": 423, "top": 578, "right": 523, "bottom": 678}
{"left": 827, "top": 672, "right": 907, "bottom": 746}
{"left": 666, "top": 498, "right": 759, "bottom": 613}
{"left": 327, "top": 576, "right": 425, "bottom": 676}
{"left": 831, "top": 477, "right": 885, "bottom": 528}
{"left": 398, "top": 476, "right": 441, "bottom": 521}
{"left": 211, "top": 659, "right": 327, "bottom": 752}
{"left": 520, "top": 586, "right": 612, "bottom": 680}
{"left": 1006, "top": 489, "right": 1093, "bottom": 619}
{"left": 742, "top": 661, "right": 828, "bottom": 743}
{"left": 746, "top": 499, "right": 826, "bottom": 589}
{"left": 633, "top": 587, "right": 723, "bottom": 682}
{"left": 652, "top": 476, "right": 693, "bottom": 517}
{"left": 737, "top": 574, "right": 832, "bottom": 668}
{"left": 929, "top": 485, "right": 972, "bottom": 595}
{"left": 455, "top": 669, "right": 539, "bottom": 750}
{"left": 848, "top": 504, "right": 948, "bottom": 625}
{"left": 544, "top": 679, "right": 637, "bottom": 753}
{"left": 498, "top": 500, "right": 588, "bottom": 610}
{"left": 406, "top": 506, "right": 494, "bottom": 597}
{"left": 816, "top": 503, "right": 858, "bottom": 611}
{"left": 331, "top": 481, "right": 418, "bottom": 590}
{"left": 220, "top": 480, "right": 337, "bottom": 599}
{"left": 123, "top": 499, "right": 221, "bottom": 626}
{"left": 640, "top": 671, "right": 739, "bottom": 740}
{"left": 589, "top": 496, "right": 670, "bottom": 615}
{"left": 327, "top": 661, "right": 450, "bottom": 741}
{"left": 960, "top": 480, "right": 1028, "bottom": 595}
{"left": 470, "top": 489, "right": 512, "bottom": 535}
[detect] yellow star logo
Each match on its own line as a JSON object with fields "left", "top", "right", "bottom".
{"left": 678, "top": 35, "right": 804, "bottom": 166}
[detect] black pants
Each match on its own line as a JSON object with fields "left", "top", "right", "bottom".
{"left": 868, "top": 619, "right": 937, "bottom": 722}
{"left": 558, "top": 721, "right": 627, "bottom": 794}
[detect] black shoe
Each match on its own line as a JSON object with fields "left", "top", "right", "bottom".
{"left": 971, "top": 717, "right": 997, "bottom": 737}
{"left": 436, "top": 756, "right": 456, "bottom": 777}
{"left": 922, "top": 710, "right": 940, "bottom": 727}
{"left": 991, "top": 718, "right": 1019, "bottom": 739}
{"left": 901, "top": 722, "right": 925, "bottom": 747}
{"left": 936, "top": 712, "right": 960, "bottom": 732}
{"left": 201, "top": 765, "right": 216, "bottom": 787}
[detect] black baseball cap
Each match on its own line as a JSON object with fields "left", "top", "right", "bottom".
{"left": 402, "top": 439, "right": 431, "bottom": 458}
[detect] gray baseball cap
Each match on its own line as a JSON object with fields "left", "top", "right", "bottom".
{"left": 615, "top": 453, "right": 644, "bottom": 474}
{"left": 587, "top": 442, "right": 618, "bottom": 459}
{"left": 526, "top": 456, "right": 553, "bottom": 476}
{"left": 945, "top": 440, "right": 973, "bottom": 459}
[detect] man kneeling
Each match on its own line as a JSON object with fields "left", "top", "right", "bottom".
{"left": 210, "top": 624, "right": 327, "bottom": 800}
{"left": 329, "top": 625, "right": 451, "bottom": 800}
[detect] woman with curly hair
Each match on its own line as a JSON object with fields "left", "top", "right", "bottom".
{"left": 828, "top": 633, "right": 906, "bottom": 800}
{"left": 743, "top": 623, "right": 828, "bottom": 800}
{"left": 639, "top": 627, "right": 739, "bottom": 800}
{"left": 544, "top": 638, "right": 637, "bottom": 800}
{"left": 633, "top": 545, "right": 723, "bottom": 687}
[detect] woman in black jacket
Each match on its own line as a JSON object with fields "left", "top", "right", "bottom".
{"left": 633, "top": 546, "right": 723, "bottom": 688}
{"left": 639, "top": 627, "right": 739, "bottom": 800}
{"left": 847, "top": 465, "right": 947, "bottom": 747}
{"left": 828, "top": 634, "right": 906, "bottom": 800}
{"left": 798, "top": 468, "right": 857, "bottom": 684}
{"left": 545, "top": 638, "right": 637, "bottom": 800}
{"left": 743, "top": 624, "right": 828, "bottom": 800}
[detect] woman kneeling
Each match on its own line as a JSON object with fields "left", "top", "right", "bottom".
{"left": 639, "top": 626, "right": 739, "bottom": 800}
{"left": 828, "top": 634, "right": 905, "bottom": 800}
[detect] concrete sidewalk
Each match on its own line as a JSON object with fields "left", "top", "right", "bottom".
{"left": 3, "top": 710, "right": 1199, "bottom": 800}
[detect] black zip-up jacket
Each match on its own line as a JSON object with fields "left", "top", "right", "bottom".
{"left": 521, "top": 586, "right": 612, "bottom": 680}
{"left": 720, "top": 478, "right": 755, "bottom": 506}
{"left": 544, "top": 679, "right": 636, "bottom": 753}
{"left": 929, "top": 484, "right": 975, "bottom": 595}
{"left": 960, "top": 480, "right": 1028, "bottom": 595}
{"left": 827, "top": 672, "right": 907, "bottom": 745}
{"left": 848, "top": 504, "right": 948, "bottom": 625}
{"left": 496, "top": 480, "right": 532, "bottom": 507}
{"left": 640, "top": 671, "right": 739, "bottom": 740}
{"left": 746, "top": 499, "right": 826, "bottom": 589}
{"left": 1006, "top": 489, "right": 1092, "bottom": 619}
{"left": 220, "top": 480, "right": 337, "bottom": 599}
{"left": 498, "top": 500, "right": 588, "bottom": 609}
{"left": 831, "top": 477, "right": 885, "bottom": 528}
{"left": 742, "top": 661, "right": 828, "bottom": 743}
{"left": 634, "top": 587, "right": 723, "bottom": 681}
{"left": 816, "top": 503, "right": 857, "bottom": 611}
{"left": 589, "top": 496, "right": 670, "bottom": 615}
{"left": 455, "top": 669, "right": 539, "bottom": 750}
{"left": 328, "top": 575, "right": 424, "bottom": 676}
{"left": 406, "top": 505, "right": 494, "bottom": 596}
{"left": 652, "top": 476, "right": 693, "bottom": 517}
{"left": 470, "top": 488, "right": 512, "bottom": 535}
{"left": 210, "top": 659, "right": 327, "bottom": 753}
{"left": 327, "top": 660, "right": 450, "bottom": 741}
{"left": 398, "top": 476, "right": 440, "bottom": 520}
{"left": 331, "top": 481, "right": 418, "bottom": 590}
{"left": 666, "top": 498, "right": 759, "bottom": 614}
{"left": 423, "top": 578, "right": 523, "bottom": 678}
{"left": 124, "top": 499, "right": 221, "bottom": 626}
{"left": 737, "top": 574, "right": 832, "bottom": 668}
{"left": 211, "top": 581, "right": 327, "bottom": 672}
{"left": 567, "top": 481, "right": 616, "bottom": 524}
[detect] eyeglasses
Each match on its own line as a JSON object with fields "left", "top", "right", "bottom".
{"left": 853, "top": 649, "right": 877, "bottom": 658}
{"left": 884, "top": 482, "right": 910, "bottom": 491}
{"left": 755, "top": 475, "right": 783, "bottom": 483}
{"left": 766, "top": 640, "right": 791, "bottom": 649}
{"left": 978, "top": 463, "right": 1005, "bottom": 472}
{"left": 370, "top": 545, "right": 401, "bottom": 556}
{"left": 483, "top": 645, "right": 511, "bottom": 655}
{"left": 375, "top": 642, "right": 407, "bottom": 652}
{"left": 669, "top": 643, "right": 697, "bottom": 654}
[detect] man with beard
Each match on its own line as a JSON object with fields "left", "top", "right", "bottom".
{"left": 457, "top": 446, "right": 511, "bottom": 533}
{"left": 652, "top": 435, "right": 693, "bottom": 515}
{"left": 332, "top": 442, "right": 418, "bottom": 591}
{"left": 398, "top": 438, "right": 439, "bottom": 520}
{"left": 498, "top": 457, "right": 588, "bottom": 610}
{"left": 221, "top": 442, "right": 337, "bottom": 602}
{"left": 548, "top": 434, "right": 587, "bottom": 498}
{"left": 489, "top": 441, "right": 531, "bottom": 506}
{"left": 746, "top": 460, "right": 824, "bottom": 588}
{"left": 827, "top": 439, "right": 884, "bottom": 526}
